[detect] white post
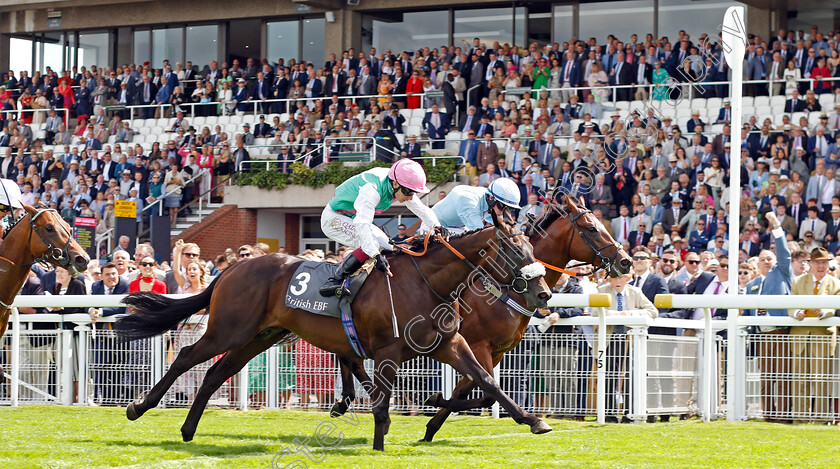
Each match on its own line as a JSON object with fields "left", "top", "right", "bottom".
{"left": 76, "top": 325, "right": 90, "bottom": 405}
{"left": 703, "top": 308, "right": 713, "bottom": 423}
{"left": 60, "top": 329, "right": 74, "bottom": 405}
{"left": 238, "top": 364, "right": 249, "bottom": 411}
{"left": 491, "top": 363, "right": 500, "bottom": 419}
{"left": 267, "top": 347, "right": 279, "bottom": 409}
{"left": 10, "top": 307, "right": 20, "bottom": 407}
{"left": 722, "top": 5, "right": 747, "bottom": 422}
{"left": 596, "top": 307, "right": 607, "bottom": 424}
{"left": 441, "top": 364, "right": 455, "bottom": 399}
{"left": 629, "top": 325, "right": 647, "bottom": 422}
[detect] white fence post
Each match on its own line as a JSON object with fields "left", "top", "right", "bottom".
{"left": 596, "top": 307, "right": 607, "bottom": 424}
{"left": 702, "top": 308, "right": 713, "bottom": 422}
{"left": 267, "top": 347, "right": 279, "bottom": 409}
{"left": 59, "top": 329, "right": 74, "bottom": 405}
{"left": 238, "top": 364, "right": 248, "bottom": 411}
{"left": 76, "top": 325, "right": 90, "bottom": 405}
{"left": 491, "top": 363, "right": 500, "bottom": 419}
{"left": 732, "top": 329, "right": 749, "bottom": 421}
{"left": 10, "top": 307, "right": 20, "bottom": 407}
{"left": 629, "top": 325, "right": 648, "bottom": 422}
{"left": 441, "top": 364, "right": 456, "bottom": 400}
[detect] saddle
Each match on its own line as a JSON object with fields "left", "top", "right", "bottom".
{"left": 284, "top": 259, "right": 374, "bottom": 318}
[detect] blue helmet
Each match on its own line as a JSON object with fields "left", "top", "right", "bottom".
{"left": 487, "top": 178, "right": 521, "bottom": 209}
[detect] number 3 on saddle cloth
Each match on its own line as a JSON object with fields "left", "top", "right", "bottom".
{"left": 284, "top": 260, "right": 374, "bottom": 358}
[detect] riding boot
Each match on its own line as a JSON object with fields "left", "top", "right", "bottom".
{"left": 319, "top": 254, "right": 364, "bottom": 297}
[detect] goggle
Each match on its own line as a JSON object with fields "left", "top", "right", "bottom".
{"left": 0, "top": 204, "right": 11, "bottom": 212}
{"left": 399, "top": 186, "right": 415, "bottom": 197}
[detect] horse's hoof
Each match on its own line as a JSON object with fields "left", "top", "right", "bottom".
{"left": 126, "top": 402, "right": 142, "bottom": 421}
{"left": 423, "top": 392, "right": 442, "bottom": 407}
{"left": 330, "top": 401, "right": 347, "bottom": 418}
{"left": 530, "top": 420, "right": 553, "bottom": 434}
{"left": 182, "top": 430, "right": 194, "bottom": 442}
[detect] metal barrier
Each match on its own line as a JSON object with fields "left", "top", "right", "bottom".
{"left": 2, "top": 293, "right": 838, "bottom": 425}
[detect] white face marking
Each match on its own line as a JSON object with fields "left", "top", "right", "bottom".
{"left": 519, "top": 262, "right": 547, "bottom": 280}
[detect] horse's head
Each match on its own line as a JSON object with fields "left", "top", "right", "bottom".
{"left": 22, "top": 204, "right": 90, "bottom": 274}
{"left": 541, "top": 194, "right": 631, "bottom": 277}
{"left": 487, "top": 208, "right": 552, "bottom": 309}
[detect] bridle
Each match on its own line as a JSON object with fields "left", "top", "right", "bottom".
{"left": 0, "top": 208, "right": 76, "bottom": 270}
{"left": 527, "top": 201, "right": 623, "bottom": 277}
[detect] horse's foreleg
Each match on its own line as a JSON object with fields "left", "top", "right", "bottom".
{"left": 433, "top": 334, "right": 551, "bottom": 435}
{"left": 180, "top": 333, "right": 281, "bottom": 442}
{"left": 371, "top": 355, "right": 399, "bottom": 452}
{"left": 127, "top": 333, "right": 229, "bottom": 421}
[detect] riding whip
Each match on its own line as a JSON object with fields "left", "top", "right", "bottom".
{"left": 385, "top": 273, "right": 399, "bottom": 338}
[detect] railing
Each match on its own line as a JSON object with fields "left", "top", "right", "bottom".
{"left": 4, "top": 293, "right": 839, "bottom": 425}
{"left": 94, "top": 228, "right": 114, "bottom": 260}
{"left": 0, "top": 107, "right": 71, "bottom": 126}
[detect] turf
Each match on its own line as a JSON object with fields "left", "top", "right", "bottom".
{"left": 0, "top": 406, "right": 837, "bottom": 468}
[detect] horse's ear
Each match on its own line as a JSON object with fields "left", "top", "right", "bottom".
{"left": 578, "top": 195, "right": 586, "bottom": 208}
{"left": 564, "top": 192, "right": 578, "bottom": 209}
{"left": 490, "top": 205, "right": 502, "bottom": 228}
{"left": 22, "top": 204, "right": 37, "bottom": 217}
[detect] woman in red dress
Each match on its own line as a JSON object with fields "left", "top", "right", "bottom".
{"left": 56, "top": 77, "right": 75, "bottom": 121}
{"left": 406, "top": 70, "right": 425, "bottom": 109}
{"left": 811, "top": 58, "right": 831, "bottom": 94}
{"left": 124, "top": 255, "right": 166, "bottom": 402}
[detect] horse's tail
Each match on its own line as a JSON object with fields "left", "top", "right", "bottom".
{"left": 115, "top": 275, "right": 220, "bottom": 341}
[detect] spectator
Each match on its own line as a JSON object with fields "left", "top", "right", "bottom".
{"left": 88, "top": 262, "right": 129, "bottom": 405}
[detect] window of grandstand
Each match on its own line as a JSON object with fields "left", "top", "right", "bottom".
{"left": 152, "top": 28, "right": 183, "bottom": 67}
{"left": 370, "top": 11, "right": 449, "bottom": 55}
{"left": 185, "top": 25, "right": 219, "bottom": 72}
{"left": 578, "top": 1, "right": 654, "bottom": 42}
{"left": 551, "top": 5, "right": 574, "bottom": 45}
{"left": 266, "top": 21, "right": 301, "bottom": 64}
{"left": 301, "top": 18, "right": 326, "bottom": 64}
{"left": 78, "top": 31, "right": 109, "bottom": 69}
{"left": 658, "top": 0, "right": 747, "bottom": 41}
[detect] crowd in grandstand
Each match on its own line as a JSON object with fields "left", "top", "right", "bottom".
{"left": 5, "top": 23, "right": 840, "bottom": 422}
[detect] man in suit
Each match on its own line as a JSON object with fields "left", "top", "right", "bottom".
{"left": 747, "top": 46, "right": 769, "bottom": 96}
{"left": 422, "top": 104, "right": 449, "bottom": 150}
{"left": 595, "top": 272, "right": 658, "bottom": 422}
{"left": 590, "top": 173, "right": 614, "bottom": 217}
{"left": 611, "top": 205, "right": 633, "bottom": 244}
{"left": 611, "top": 52, "right": 634, "bottom": 101}
{"left": 88, "top": 262, "right": 130, "bottom": 405}
{"left": 799, "top": 207, "right": 827, "bottom": 244}
{"left": 253, "top": 115, "right": 272, "bottom": 138}
{"left": 357, "top": 66, "right": 377, "bottom": 111}
{"left": 559, "top": 51, "right": 581, "bottom": 103}
{"left": 384, "top": 108, "right": 406, "bottom": 134}
{"left": 401, "top": 135, "right": 422, "bottom": 160}
{"left": 766, "top": 51, "right": 785, "bottom": 96}
{"left": 392, "top": 68, "right": 408, "bottom": 107}
{"left": 476, "top": 133, "right": 499, "bottom": 174}
{"left": 662, "top": 197, "right": 685, "bottom": 234}
{"left": 458, "top": 129, "right": 480, "bottom": 177}
{"left": 459, "top": 106, "right": 481, "bottom": 134}
{"left": 628, "top": 222, "right": 652, "bottom": 249}
{"left": 685, "top": 110, "right": 706, "bottom": 134}
{"left": 784, "top": 90, "right": 805, "bottom": 113}
{"left": 632, "top": 54, "right": 652, "bottom": 101}
{"left": 715, "top": 99, "right": 733, "bottom": 124}
{"left": 135, "top": 75, "right": 157, "bottom": 119}
{"left": 564, "top": 95, "right": 582, "bottom": 119}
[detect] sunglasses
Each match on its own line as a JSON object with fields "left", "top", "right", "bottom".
{"left": 720, "top": 264, "right": 729, "bottom": 268}
{"left": 632, "top": 256, "right": 650, "bottom": 261}
{"left": 140, "top": 262, "right": 155, "bottom": 267}
{"left": 239, "top": 252, "right": 252, "bottom": 258}
{"left": 661, "top": 258, "right": 677, "bottom": 264}
{"left": 399, "top": 186, "right": 416, "bottom": 197}
{"left": 739, "top": 271, "right": 750, "bottom": 275}
{"left": 687, "top": 260, "right": 700, "bottom": 265}
{"left": 184, "top": 252, "right": 199, "bottom": 258}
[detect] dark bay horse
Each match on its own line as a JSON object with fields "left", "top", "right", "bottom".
{"left": 0, "top": 204, "right": 90, "bottom": 381}
{"left": 117, "top": 213, "right": 553, "bottom": 451}
{"left": 419, "top": 194, "right": 631, "bottom": 441}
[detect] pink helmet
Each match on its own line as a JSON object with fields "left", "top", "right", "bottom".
{"left": 388, "top": 159, "right": 429, "bottom": 194}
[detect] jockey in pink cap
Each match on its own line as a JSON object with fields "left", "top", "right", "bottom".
{"left": 319, "top": 159, "right": 441, "bottom": 297}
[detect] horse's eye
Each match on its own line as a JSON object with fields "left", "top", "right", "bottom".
{"left": 588, "top": 226, "right": 598, "bottom": 232}
{"left": 45, "top": 225, "right": 55, "bottom": 232}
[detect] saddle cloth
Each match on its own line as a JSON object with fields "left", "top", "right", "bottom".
{"left": 284, "top": 259, "right": 372, "bottom": 318}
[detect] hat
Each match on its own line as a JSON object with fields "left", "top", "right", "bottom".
{"left": 811, "top": 247, "right": 831, "bottom": 261}
{"left": 834, "top": 103, "right": 840, "bottom": 109}
{"left": 783, "top": 124, "right": 792, "bottom": 130}
{"left": 584, "top": 122, "right": 596, "bottom": 128}
{"left": 769, "top": 168, "right": 780, "bottom": 175}
{"left": 610, "top": 111, "right": 620, "bottom": 117}
{"left": 243, "top": 123, "right": 250, "bottom": 128}
{"left": 668, "top": 155, "right": 678, "bottom": 162}
{"left": 45, "top": 179, "right": 56, "bottom": 185}
{"left": 70, "top": 159, "right": 79, "bottom": 165}
{"left": 723, "top": 98, "right": 731, "bottom": 104}
{"left": 831, "top": 206, "right": 840, "bottom": 214}
{"left": 724, "top": 142, "right": 731, "bottom": 148}
{"left": 510, "top": 133, "right": 519, "bottom": 139}
{"left": 780, "top": 175, "right": 789, "bottom": 181}
{"left": 671, "top": 197, "right": 682, "bottom": 204}
{"left": 259, "top": 115, "right": 265, "bottom": 119}
{"left": 408, "top": 134, "right": 417, "bottom": 139}
{"left": 794, "top": 146, "right": 805, "bottom": 152}
{"left": 707, "top": 259, "right": 720, "bottom": 267}
{"left": 122, "top": 169, "right": 132, "bottom": 174}
{"left": 821, "top": 112, "right": 828, "bottom": 118}
{"left": 692, "top": 110, "right": 700, "bottom": 115}
{"left": 671, "top": 236, "right": 682, "bottom": 242}
{"left": 106, "top": 200, "right": 114, "bottom": 206}
{"left": 35, "top": 88, "right": 44, "bottom": 94}
{"left": 663, "top": 116, "right": 673, "bottom": 121}
{"left": 77, "top": 114, "right": 89, "bottom": 121}
{"left": 237, "top": 78, "right": 246, "bottom": 83}
{"left": 187, "top": 126, "right": 196, "bottom": 132}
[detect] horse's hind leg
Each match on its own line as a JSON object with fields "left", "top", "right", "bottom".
{"left": 180, "top": 331, "right": 286, "bottom": 442}
{"left": 127, "top": 332, "right": 234, "bottom": 421}
{"left": 331, "top": 357, "right": 367, "bottom": 417}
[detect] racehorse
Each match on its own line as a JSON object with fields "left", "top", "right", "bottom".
{"left": 419, "top": 194, "right": 631, "bottom": 441}
{"left": 326, "top": 194, "right": 632, "bottom": 440}
{"left": 0, "top": 204, "right": 91, "bottom": 381}
{"left": 116, "top": 212, "right": 553, "bottom": 451}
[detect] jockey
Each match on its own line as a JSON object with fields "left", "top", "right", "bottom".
{"left": 0, "top": 178, "right": 23, "bottom": 235}
{"left": 432, "top": 178, "right": 521, "bottom": 233}
{"left": 319, "top": 159, "right": 441, "bottom": 297}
